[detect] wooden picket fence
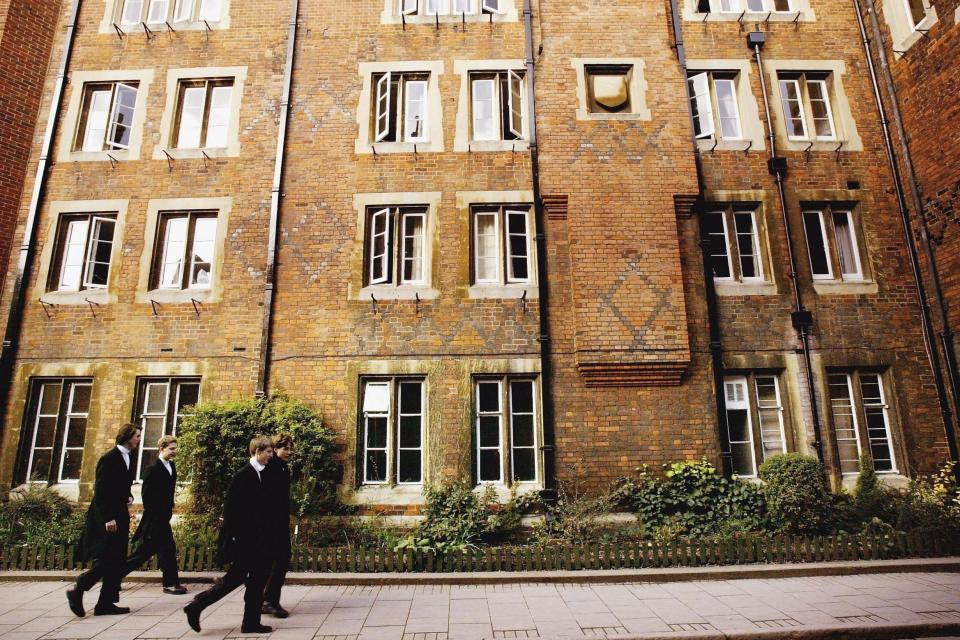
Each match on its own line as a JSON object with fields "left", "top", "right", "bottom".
{"left": 0, "top": 530, "right": 956, "bottom": 573}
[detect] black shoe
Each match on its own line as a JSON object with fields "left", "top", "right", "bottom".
{"left": 93, "top": 604, "right": 130, "bottom": 616}
{"left": 184, "top": 604, "right": 202, "bottom": 633}
{"left": 66, "top": 588, "right": 84, "bottom": 618}
{"left": 240, "top": 623, "right": 273, "bottom": 634}
{"left": 163, "top": 585, "right": 187, "bottom": 595}
{"left": 262, "top": 603, "right": 289, "bottom": 618}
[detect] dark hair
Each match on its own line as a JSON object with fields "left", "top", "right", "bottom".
{"left": 272, "top": 433, "right": 294, "bottom": 449}
{"left": 249, "top": 436, "right": 273, "bottom": 456}
{"left": 115, "top": 423, "right": 142, "bottom": 446}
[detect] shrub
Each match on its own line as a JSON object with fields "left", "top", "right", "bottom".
{"left": 398, "top": 484, "right": 494, "bottom": 552}
{"left": 177, "top": 392, "right": 337, "bottom": 525}
{"left": 759, "top": 453, "right": 832, "bottom": 535}
{"left": 852, "top": 453, "right": 893, "bottom": 525}
{"left": 615, "top": 460, "right": 766, "bottom": 537}
{"left": 892, "top": 462, "right": 960, "bottom": 535}
{"left": 0, "top": 485, "right": 85, "bottom": 547}
{"left": 539, "top": 481, "right": 616, "bottom": 544}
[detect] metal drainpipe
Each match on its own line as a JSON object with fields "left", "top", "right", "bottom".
{"left": 667, "top": 0, "right": 733, "bottom": 476}
{"left": 855, "top": 0, "right": 960, "bottom": 471}
{"left": 749, "top": 32, "right": 826, "bottom": 464}
{"left": 256, "top": 0, "right": 299, "bottom": 398}
{"left": 0, "top": 0, "right": 82, "bottom": 440}
{"left": 523, "top": 0, "right": 556, "bottom": 500}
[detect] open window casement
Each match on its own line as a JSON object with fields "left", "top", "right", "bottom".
{"left": 725, "top": 378, "right": 748, "bottom": 409}
{"left": 400, "top": 0, "right": 418, "bottom": 14}
{"left": 426, "top": 0, "right": 449, "bottom": 14}
{"left": 482, "top": 0, "right": 500, "bottom": 12}
{"left": 369, "top": 208, "right": 391, "bottom": 285}
{"left": 375, "top": 72, "right": 392, "bottom": 143}
{"left": 198, "top": 0, "right": 222, "bottom": 20}
{"left": 147, "top": 0, "right": 169, "bottom": 23}
{"left": 688, "top": 73, "right": 715, "bottom": 139}
{"left": 591, "top": 72, "right": 629, "bottom": 111}
{"left": 121, "top": 0, "right": 144, "bottom": 24}
{"left": 82, "top": 217, "right": 116, "bottom": 289}
{"left": 362, "top": 382, "right": 391, "bottom": 414}
{"left": 453, "top": 0, "right": 476, "bottom": 13}
{"left": 173, "top": 0, "right": 193, "bottom": 21}
{"left": 508, "top": 70, "right": 524, "bottom": 138}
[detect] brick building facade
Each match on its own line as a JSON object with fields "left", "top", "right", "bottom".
{"left": 0, "top": 0, "right": 60, "bottom": 295}
{"left": 0, "top": 0, "right": 955, "bottom": 510}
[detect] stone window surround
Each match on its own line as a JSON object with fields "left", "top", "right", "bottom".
{"left": 356, "top": 61, "right": 445, "bottom": 155}
{"left": 453, "top": 59, "right": 530, "bottom": 153}
{"left": 135, "top": 197, "right": 232, "bottom": 305}
{"left": 153, "top": 66, "right": 247, "bottom": 161}
{"left": 35, "top": 200, "right": 130, "bottom": 306}
{"left": 350, "top": 192, "right": 442, "bottom": 301}
{"left": 682, "top": 0, "right": 816, "bottom": 22}
{"left": 763, "top": 59, "right": 863, "bottom": 153}
{"left": 58, "top": 69, "right": 154, "bottom": 164}
{"left": 702, "top": 189, "right": 778, "bottom": 297}
{"left": 339, "top": 357, "right": 542, "bottom": 506}
{"left": 795, "top": 189, "right": 878, "bottom": 296}
{"left": 881, "top": 0, "right": 938, "bottom": 56}
{"left": 571, "top": 57, "right": 651, "bottom": 122}
{"left": 687, "top": 59, "right": 767, "bottom": 153}
{"left": 98, "top": 0, "right": 232, "bottom": 34}
{"left": 379, "top": 0, "right": 518, "bottom": 24}
{"left": 455, "top": 190, "right": 538, "bottom": 299}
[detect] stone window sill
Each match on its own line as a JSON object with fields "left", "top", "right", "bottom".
{"left": 714, "top": 281, "right": 778, "bottom": 297}
{"left": 357, "top": 141, "right": 442, "bottom": 155}
{"left": 812, "top": 280, "right": 878, "bottom": 296}
{"left": 344, "top": 484, "right": 426, "bottom": 506}
{"left": 137, "top": 288, "right": 217, "bottom": 305}
{"left": 697, "top": 139, "right": 761, "bottom": 153}
{"left": 358, "top": 286, "right": 439, "bottom": 302}
{"left": 65, "top": 149, "right": 136, "bottom": 163}
{"left": 468, "top": 284, "right": 537, "bottom": 300}
{"left": 39, "top": 288, "right": 115, "bottom": 306}
{"left": 156, "top": 147, "right": 237, "bottom": 161}
{"left": 462, "top": 139, "right": 530, "bottom": 153}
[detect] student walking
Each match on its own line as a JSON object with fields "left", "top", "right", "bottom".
{"left": 66, "top": 424, "right": 140, "bottom": 617}
{"left": 183, "top": 437, "right": 275, "bottom": 634}
{"left": 262, "top": 434, "right": 293, "bottom": 618}
{"left": 122, "top": 435, "right": 186, "bottom": 594}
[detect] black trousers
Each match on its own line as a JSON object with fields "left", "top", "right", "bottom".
{"left": 123, "top": 522, "right": 180, "bottom": 587}
{"left": 188, "top": 555, "right": 270, "bottom": 627}
{"left": 263, "top": 542, "right": 290, "bottom": 606}
{"left": 76, "top": 532, "right": 127, "bottom": 607}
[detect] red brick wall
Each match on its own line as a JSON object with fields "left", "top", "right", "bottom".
{"left": 0, "top": 0, "right": 60, "bottom": 296}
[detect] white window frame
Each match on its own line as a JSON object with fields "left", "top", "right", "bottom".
{"left": 832, "top": 209, "right": 863, "bottom": 280}
{"left": 806, "top": 78, "right": 837, "bottom": 141}
{"left": 802, "top": 209, "right": 834, "bottom": 281}
{"left": 365, "top": 206, "right": 430, "bottom": 288}
{"left": 803, "top": 207, "right": 866, "bottom": 283}
{"left": 723, "top": 376, "right": 758, "bottom": 477}
{"left": 373, "top": 72, "right": 431, "bottom": 144}
{"left": 360, "top": 378, "right": 425, "bottom": 486}
{"left": 57, "top": 383, "right": 92, "bottom": 484}
{"left": 732, "top": 209, "right": 764, "bottom": 282}
{"left": 778, "top": 78, "right": 808, "bottom": 141}
{"left": 135, "top": 378, "right": 200, "bottom": 481}
{"left": 476, "top": 379, "right": 504, "bottom": 484}
{"left": 52, "top": 214, "right": 117, "bottom": 293}
{"left": 754, "top": 375, "right": 788, "bottom": 462}
{"left": 154, "top": 212, "right": 218, "bottom": 291}
{"left": 400, "top": 211, "right": 427, "bottom": 285}
{"left": 368, "top": 208, "right": 391, "bottom": 285}
{"left": 704, "top": 210, "right": 734, "bottom": 281}
{"left": 403, "top": 79, "right": 429, "bottom": 143}
{"left": 475, "top": 377, "right": 540, "bottom": 486}
{"left": 689, "top": 72, "right": 716, "bottom": 140}
{"left": 828, "top": 373, "right": 864, "bottom": 476}
{"left": 473, "top": 210, "right": 500, "bottom": 285}
{"left": 23, "top": 379, "right": 93, "bottom": 485}
{"left": 173, "top": 78, "right": 234, "bottom": 150}
{"left": 505, "top": 209, "right": 532, "bottom": 284}
{"left": 78, "top": 82, "right": 139, "bottom": 153}
{"left": 713, "top": 77, "right": 743, "bottom": 140}
{"left": 508, "top": 379, "right": 539, "bottom": 484}
{"left": 859, "top": 373, "right": 897, "bottom": 474}
{"left": 472, "top": 206, "right": 533, "bottom": 287}
{"left": 705, "top": 206, "right": 765, "bottom": 284}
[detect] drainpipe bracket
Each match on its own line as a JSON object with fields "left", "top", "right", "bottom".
{"left": 791, "top": 309, "right": 814, "bottom": 331}
{"left": 768, "top": 156, "right": 788, "bottom": 179}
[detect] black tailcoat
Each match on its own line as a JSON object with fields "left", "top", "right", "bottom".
{"left": 133, "top": 459, "right": 176, "bottom": 542}
{"left": 80, "top": 447, "right": 134, "bottom": 562}
{"left": 216, "top": 462, "right": 269, "bottom": 565}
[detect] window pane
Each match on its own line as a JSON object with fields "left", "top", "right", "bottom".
{"left": 512, "top": 449, "right": 535, "bottom": 482}
{"left": 82, "top": 89, "right": 112, "bottom": 152}
{"left": 399, "top": 416, "right": 421, "bottom": 448}
{"left": 177, "top": 85, "right": 206, "bottom": 149}
{"left": 173, "top": 0, "right": 193, "bottom": 20}
{"left": 366, "top": 416, "right": 388, "bottom": 449}
{"left": 145, "top": 383, "right": 169, "bottom": 414}
{"left": 404, "top": 80, "right": 427, "bottom": 141}
{"left": 108, "top": 84, "right": 137, "bottom": 150}
{"left": 147, "top": 0, "right": 169, "bottom": 22}
{"left": 399, "top": 382, "right": 422, "bottom": 414}
{"left": 511, "top": 414, "right": 534, "bottom": 447}
{"left": 205, "top": 84, "right": 232, "bottom": 148}
{"left": 803, "top": 211, "right": 831, "bottom": 278}
{"left": 63, "top": 417, "right": 87, "bottom": 448}
{"left": 190, "top": 216, "right": 217, "bottom": 288}
{"left": 363, "top": 382, "right": 390, "bottom": 413}
{"left": 715, "top": 78, "right": 742, "bottom": 139}
{"left": 142, "top": 416, "right": 166, "bottom": 448}
{"left": 60, "top": 450, "right": 83, "bottom": 482}
{"left": 511, "top": 380, "right": 533, "bottom": 414}
{"left": 829, "top": 373, "right": 860, "bottom": 474}
{"left": 38, "top": 382, "right": 62, "bottom": 415}
{"left": 176, "top": 383, "right": 200, "bottom": 412}
{"left": 731, "top": 442, "right": 754, "bottom": 477}
{"left": 472, "top": 78, "right": 497, "bottom": 141}
{"left": 84, "top": 218, "right": 115, "bottom": 288}
{"left": 475, "top": 212, "right": 499, "bottom": 283}
{"left": 398, "top": 450, "right": 421, "bottom": 483}
{"left": 688, "top": 73, "right": 714, "bottom": 139}
{"left": 478, "top": 382, "right": 499, "bottom": 412}
{"left": 369, "top": 209, "right": 390, "bottom": 284}
{"left": 703, "top": 211, "right": 731, "bottom": 278}
{"left": 507, "top": 211, "right": 530, "bottom": 282}
{"left": 479, "top": 450, "right": 500, "bottom": 482}
{"left": 479, "top": 416, "right": 500, "bottom": 448}
{"left": 28, "top": 451, "right": 52, "bottom": 482}
{"left": 733, "top": 211, "right": 759, "bottom": 279}
{"left": 832, "top": 212, "right": 860, "bottom": 278}
{"left": 159, "top": 216, "right": 189, "bottom": 288}
{"left": 59, "top": 219, "right": 89, "bottom": 291}
{"left": 401, "top": 213, "right": 425, "bottom": 284}
{"left": 860, "top": 374, "right": 894, "bottom": 472}
{"left": 806, "top": 80, "right": 835, "bottom": 139}
{"left": 727, "top": 409, "right": 749, "bottom": 443}
{"left": 34, "top": 416, "right": 57, "bottom": 449}
{"left": 778, "top": 79, "right": 806, "bottom": 139}
{"left": 508, "top": 70, "right": 524, "bottom": 138}
{"left": 70, "top": 383, "right": 92, "bottom": 413}
{"left": 755, "top": 376, "right": 786, "bottom": 460}
{"left": 366, "top": 451, "right": 388, "bottom": 482}
{"left": 121, "top": 0, "right": 144, "bottom": 24}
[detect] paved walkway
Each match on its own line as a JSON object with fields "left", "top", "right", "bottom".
{"left": 0, "top": 572, "right": 958, "bottom": 640}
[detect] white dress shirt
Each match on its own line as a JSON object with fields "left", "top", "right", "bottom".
{"left": 249, "top": 457, "right": 265, "bottom": 480}
{"left": 117, "top": 445, "right": 131, "bottom": 470}
{"left": 160, "top": 458, "right": 173, "bottom": 476}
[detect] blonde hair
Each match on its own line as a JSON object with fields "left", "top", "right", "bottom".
{"left": 157, "top": 435, "right": 178, "bottom": 451}
{"left": 249, "top": 436, "right": 273, "bottom": 456}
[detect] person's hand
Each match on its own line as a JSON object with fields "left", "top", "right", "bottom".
{"left": 128, "top": 496, "right": 134, "bottom": 505}
{"left": 105, "top": 520, "right": 118, "bottom": 533}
